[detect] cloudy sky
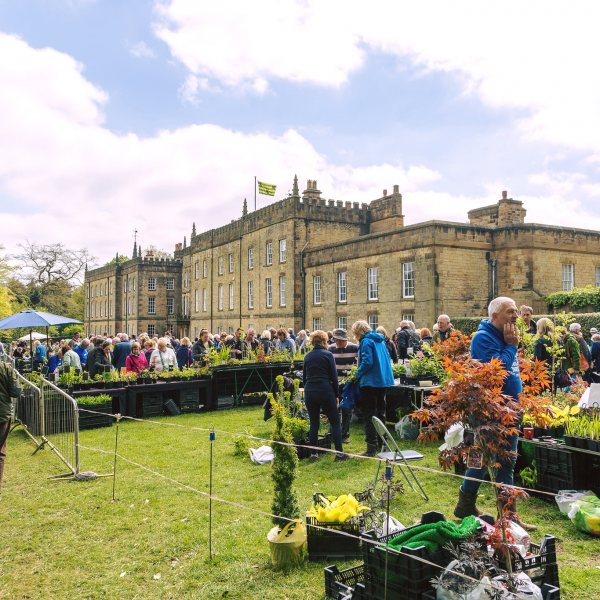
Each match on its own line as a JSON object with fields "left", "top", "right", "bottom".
{"left": 2, "top": 0, "right": 600, "bottom": 265}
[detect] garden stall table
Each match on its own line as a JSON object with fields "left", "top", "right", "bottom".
{"left": 126, "top": 379, "right": 213, "bottom": 417}
{"left": 72, "top": 387, "right": 127, "bottom": 416}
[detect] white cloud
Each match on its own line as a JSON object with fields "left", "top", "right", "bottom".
{"left": 154, "top": 0, "right": 600, "bottom": 154}
{"left": 129, "top": 41, "right": 156, "bottom": 59}
{"left": 0, "top": 33, "right": 440, "bottom": 264}
{"left": 178, "top": 74, "right": 221, "bottom": 104}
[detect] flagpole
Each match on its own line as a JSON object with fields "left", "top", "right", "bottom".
{"left": 254, "top": 176, "right": 257, "bottom": 212}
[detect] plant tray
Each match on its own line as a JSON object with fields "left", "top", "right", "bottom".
{"left": 78, "top": 401, "right": 113, "bottom": 430}
{"left": 179, "top": 389, "right": 201, "bottom": 413}
{"left": 163, "top": 398, "right": 181, "bottom": 416}
{"left": 361, "top": 511, "right": 451, "bottom": 600}
{"left": 324, "top": 564, "right": 366, "bottom": 600}
{"left": 307, "top": 514, "right": 363, "bottom": 562}
{"left": 496, "top": 535, "right": 559, "bottom": 589}
{"left": 422, "top": 584, "right": 560, "bottom": 600}
{"left": 297, "top": 434, "right": 332, "bottom": 460}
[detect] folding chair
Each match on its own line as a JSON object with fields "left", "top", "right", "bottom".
{"left": 372, "top": 416, "right": 428, "bottom": 501}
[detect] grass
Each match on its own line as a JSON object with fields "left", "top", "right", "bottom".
{"left": 2, "top": 406, "right": 600, "bottom": 599}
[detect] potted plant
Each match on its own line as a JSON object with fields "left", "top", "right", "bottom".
{"left": 266, "top": 379, "right": 306, "bottom": 569}
{"left": 76, "top": 393, "right": 113, "bottom": 430}
{"left": 102, "top": 369, "right": 114, "bottom": 389}
{"left": 93, "top": 374, "right": 105, "bottom": 389}
{"left": 140, "top": 369, "right": 153, "bottom": 385}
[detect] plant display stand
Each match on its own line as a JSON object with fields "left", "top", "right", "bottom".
{"left": 324, "top": 564, "right": 366, "bottom": 599}
{"left": 307, "top": 509, "right": 363, "bottom": 562}
{"left": 77, "top": 401, "right": 113, "bottom": 430}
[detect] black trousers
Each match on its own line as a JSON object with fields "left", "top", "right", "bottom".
{"left": 360, "top": 386, "right": 386, "bottom": 446}
{"left": 0, "top": 418, "right": 10, "bottom": 493}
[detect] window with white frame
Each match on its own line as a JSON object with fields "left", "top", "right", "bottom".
{"left": 248, "top": 248, "right": 254, "bottom": 270}
{"left": 596, "top": 266, "right": 600, "bottom": 288}
{"left": 195, "top": 289, "right": 199, "bottom": 312}
{"left": 218, "top": 256, "right": 223, "bottom": 275}
{"left": 95, "top": 285, "right": 98, "bottom": 297}
{"left": 402, "top": 313, "right": 414, "bottom": 322}
{"left": 167, "top": 298, "right": 174, "bottom": 314}
{"left": 368, "top": 267, "right": 378, "bottom": 300}
{"left": 313, "top": 276, "right": 321, "bottom": 304}
{"left": 229, "top": 284, "right": 234, "bottom": 309}
{"left": 100, "top": 285, "right": 103, "bottom": 297}
{"left": 229, "top": 253, "right": 234, "bottom": 273}
{"left": 368, "top": 315, "right": 379, "bottom": 330}
{"left": 313, "top": 317, "right": 322, "bottom": 331}
{"left": 279, "top": 276, "right": 286, "bottom": 306}
{"left": 100, "top": 302, "right": 103, "bottom": 317}
{"left": 203, "top": 260, "right": 207, "bottom": 278}
{"left": 166, "top": 278, "right": 174, "bottom": 291}
{"left": 337, "top": 272, "right": 347, "bottom": 303}
{"left": 86, "top": 304, "right": 89, "bottom": 318}
{"left": 133, "top": 278, "right": 136, "bottom": 291}
{"left": 194, "top": 327, "right": 198, "bottom": 339}
{"left": 184, "top": 272, "right": 188, "bottom": 287}
{"left": 279, "top": 239, "right": 286, "bottom": 263}
{"left": 562, "top": 264, "right": 574, "bottom": 291}
{"left": 87, "top": 287, "right": 89, "bottom": 299}
{"left": 148, "top": 297, "right": 156, "bottom": 314}
{"left": 248, "top": 281, "right": 254, "bottom": 308}
{"left": 402, "top": 262, "right": 414, "bottom": 298}
{"left": 266, "top": 242, "right": 272, "bottom": 266}
{"left": 184, "top": 295, "right": 188, "bottom": 315}
{"left": 203, "top": 288, "right": 207, "bottom": 312}
{"left": 338, "top": 316, "right": 347, "bottom": 330}
{"left": 217, "top": 327, "right": 222, "bottom": 335}
{"left": 167, "top": 324, "right": 174, "bottom": 335}
{"left": 148, "top": 325, "right": 155, "bottom": 337}
{"left": 195, "top": 262, "right": 199, "bottom": 279}
{"left": 229, "top": 327, "right": 234, "bottom": 335}
{"left": 266, "top": 278, "right": 272, "bottom": 307}
{"left": 218, "top": 285, "right": 223, "bottom": 310}
{"left": 148, "top": 277, "right": 156, "bottom": 291}
{"left": 105, "top": 283, "right": 108, "bottom": 295}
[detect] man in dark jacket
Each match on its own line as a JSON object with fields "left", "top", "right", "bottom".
{"left": 112, "top": 334, "right": 132, "bottom": 371}
{"left": 0, "top": 361, "right": 20, "bottom": 499}
{"left": 570, "top": 323, "right": 591, "bottom": 381}
{"left": 396, "top": 320, "right": 421, "bottom": 360}
{"left": 87, "top": 340, "right": 113, "bottom": 378}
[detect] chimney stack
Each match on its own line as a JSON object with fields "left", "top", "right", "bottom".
{"left": 502, "top": 191, "right": 507, "bottom": 199}
{"left": 393, "top": 185, "right": 399, "bottom": 194}
{"left": 383, "top": 189, "right": 387, "bottom": 197}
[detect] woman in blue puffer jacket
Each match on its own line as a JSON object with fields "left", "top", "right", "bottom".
{"left": 351, "top": 321, "right": 394, "bottom": 456}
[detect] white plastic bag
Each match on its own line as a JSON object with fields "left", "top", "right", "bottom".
{"left": 439, "top": 423, "right": 465, "bottom": 452}
{"left": 556, "top": 490, "right": 594, "bottom": 516}
{"left": 374, "top": 512, "right": 404, "bottom": 537}
{"left": 435, "top": 561, "right": 491, "bottom": 600}
{"left": 395, "top": 415, "right": 420, "bottom": 439}
{"left": 491, "top": 572, "right": 543, "bottom": 599}
{"left": 249, "top": 445, "right": 274, "bottom": 465}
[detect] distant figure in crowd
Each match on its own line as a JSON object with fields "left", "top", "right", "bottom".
{"left": 87, "top": 340, "right": 113, "bottom": 378}
{"left": 519, "top": 305, "right": 537, "bottom": 335}
{"left": 149, "top": 338, "right": 176, "bottom": 373}
{"left": 33, "top": 340, "right": 46, "bottom": 370}
{"left": 47, "top": 348, "right": 60, "bottom": 373}
{"left": 432, "top": 315, "right": 453, "bottom": 344}
{"left": 60, "top": 344, "right": 81, "bottom": 371}
{"left": 192, "top": 330, "right": 213, "bottom": 363}
{"left": 295, "top": 330, "right": 309, "bottom": 353}
{"left": 352, "top": 320, "right": 394, "bottom": 457}
{"left": 275, "top": 328, "right": 296, "bottom": 355}
{"left": 73, "top": 339, "right": 90, "bottom": 367}
{"left": 287, "top": 328, "right": 296, "bottom": 341}
{"left": 125, "top": 342, "right": 148, "bottom": 374}
{"left": 376, "top": 326, "right": 398, "bottom": 364}
{"left": 68, "top": 332, "right": 81, "bottom": 349}
{"left": 176, "top": 337, "right": 193, "bottom": 368}
{"left": 112, "top": 334, "right": 132, "bottom": 371}
{"left": 328, "top": 328, "right": 359, "bottom": 444}
{"left": 258, "top": 330, "right": 273, "bottom": 354}
{"left": 396, "top": 320, "right": 421, "bottom": 360}
{"left": 303, "top": 330, "right": 348, "bottom": 462}
{"left": 420, "top": 328, "right": 433, "bottom": 345}
{"left": 570, "top": 323, "right": 591, "bottom": 381}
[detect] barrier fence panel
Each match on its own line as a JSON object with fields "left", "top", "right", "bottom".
{"left": 39, "top": 379, "right": 80, "bottom": 476}
{"left": 13, "top": 371, "right": 43, "bottom": 446}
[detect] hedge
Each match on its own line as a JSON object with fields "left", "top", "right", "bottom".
{"left": 544, "top": 285, "right": 600, "bottom": 311}
{"left": 452, "top": 312, "right": 600, "bottom": 341}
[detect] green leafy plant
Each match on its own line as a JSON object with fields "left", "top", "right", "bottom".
{"left": 408, "top": 355, "right": 443, "bottom": 378}
{"left": 391, "top": 362, "right": 406, "bottom": 377}
{"left": 76, "top": 393, "right": 112, "bottom": 406}
{"left": 233, "top": 429, "right": 255, "bottom": 457}
{"left": 520, "top": 462, "right": 537, "bottom": 488}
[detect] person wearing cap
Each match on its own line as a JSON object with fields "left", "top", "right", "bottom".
{"left": 328, "top": 328, "right": 360, "bottom": 443}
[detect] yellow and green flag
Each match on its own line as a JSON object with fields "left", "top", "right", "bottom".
{"left": 257, "top": 180, "right": 277, "bottom": 196}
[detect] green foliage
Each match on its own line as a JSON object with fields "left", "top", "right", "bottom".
{"left": 520, "top": 463, "right": 537, "bottom": 488}
{"left": 269, "top": 379, "right": 300, "bottom": 529}
{"left": 408, "top": 355, "right": 443, "bottom": 378}
{"left": 232, "top": 429, "right": 255, "bottom": 457}
{"left": 449, "top": 317, "right": 484, "bottom": 336}
{"left": 392, "top": 362, "right": 406, "bottom": 377}
{"left": 76, "top": 393, "right": 111, "bottom": 406}
{"left": 545, "top": 285, "right": 600, "bottom": 311}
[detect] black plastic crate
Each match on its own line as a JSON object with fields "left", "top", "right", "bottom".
{"left": 361, "top": 511, "right": 450, "bottom": 600}
{"left": 422, "top": 583, "right": 560, "bottom": 600}
{"left": 179, "top": 389, "right": 201, "bottom": 413}
{"left": 307, "top": 515, "right": 363, "bottom": 562}
{"left": 324, "top": 564, "right": 366, "bottom": 599}
{"left": 296, "top": 434, "right": 332, "bottom": 460}
{"left": 163, "top": 398, "right": 181, "bottom": 415}
{"left": 535, "top": 445, "right": 576, "bottom": 478}
{"left": 496, "top": 535, "right": 559, "bottom": 589}
{"left": 77, "top": 402, "right": 113, "bottom": 430}
{"left": 536, "top": 472, "right": 579, "bottom": 498}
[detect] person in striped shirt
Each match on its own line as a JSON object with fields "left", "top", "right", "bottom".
{"left": 328, "top": 328, "right": 359, "bottom": 443}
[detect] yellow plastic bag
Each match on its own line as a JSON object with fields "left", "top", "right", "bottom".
{"left": 267, "top": 519, "right": 307, "bottom": 569}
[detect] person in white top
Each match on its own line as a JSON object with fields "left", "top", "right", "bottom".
{"left": 149, "top": 337, "right": 176, "bottom": 373}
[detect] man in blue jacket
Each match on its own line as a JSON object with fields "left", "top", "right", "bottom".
{"left": 351, "top": 321, "right": 394, "bottom": 456}
{"left": 112, "top": 334, "right": 132, "bottom": 372}
{"left": 454, "top": 297, "right": 535, "bottom": 529}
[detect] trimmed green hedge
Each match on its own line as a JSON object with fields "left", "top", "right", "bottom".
{"left": 451, "top": 312, "right": 600, "bottom": 340}
{"left": 544, "top": 285, "right": 600, "bottom": 311}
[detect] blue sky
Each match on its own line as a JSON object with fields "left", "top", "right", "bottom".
{"left": 1, "top": 1, "right": 600, "bottom": 264}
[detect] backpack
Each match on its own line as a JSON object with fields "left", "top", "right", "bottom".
{"left": 406, "top": 329, "right": 423, "bottom": 354}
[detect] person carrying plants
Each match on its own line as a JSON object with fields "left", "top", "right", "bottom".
{"left": 0, "top": 360, "right": 20, "bottom": 501}
{"left": 454, "top": 296, "right": 536, "bottom": 531}
{"left": 351, "top": 320, "right": 394, "bottom": 456}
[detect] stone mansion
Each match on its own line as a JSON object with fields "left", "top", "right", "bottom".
{"left": 84, "top": 177, "right": 600, "bottom": 339}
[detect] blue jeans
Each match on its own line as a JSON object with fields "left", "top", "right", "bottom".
{"left": 461, "top": 431, "right": 519, "bottom": 495}
{"left": 304, "top": 388, "right": 344, "bottom": 454}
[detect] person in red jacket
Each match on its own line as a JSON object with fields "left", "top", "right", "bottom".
{"left": 125, "top": 342, "right": 148, "bottom": 374}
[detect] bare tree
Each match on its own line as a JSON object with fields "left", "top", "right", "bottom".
{"left": 14, "top": 240, "right": 97, "bottom": 286}
{"left": 0, "top": 245, "right": 13, "bottom": 286}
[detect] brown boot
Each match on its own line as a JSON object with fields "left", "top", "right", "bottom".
{"left": 454, "top": 488, "right": 485, "bottom": 519}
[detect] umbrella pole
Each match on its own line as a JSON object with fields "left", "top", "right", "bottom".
{"left": 30, "top": 329, "right": 33, "bottom": 370}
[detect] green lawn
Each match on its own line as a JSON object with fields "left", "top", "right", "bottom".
{"left": 2, "top": 406, "right": 600, "bottom": 599}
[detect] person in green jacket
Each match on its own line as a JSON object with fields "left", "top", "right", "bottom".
{"left": 561, "top": 329, "right": 581, "bottom": 375}
{"left": 0, "top": 361, "right": 20, "bottom": 499}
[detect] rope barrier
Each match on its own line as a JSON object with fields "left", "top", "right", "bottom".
{"left": 75, "top": 406, "right": 592, "bottom": 504}
{"left": 77, "top": 441, "right": 508, "bottom": 593}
